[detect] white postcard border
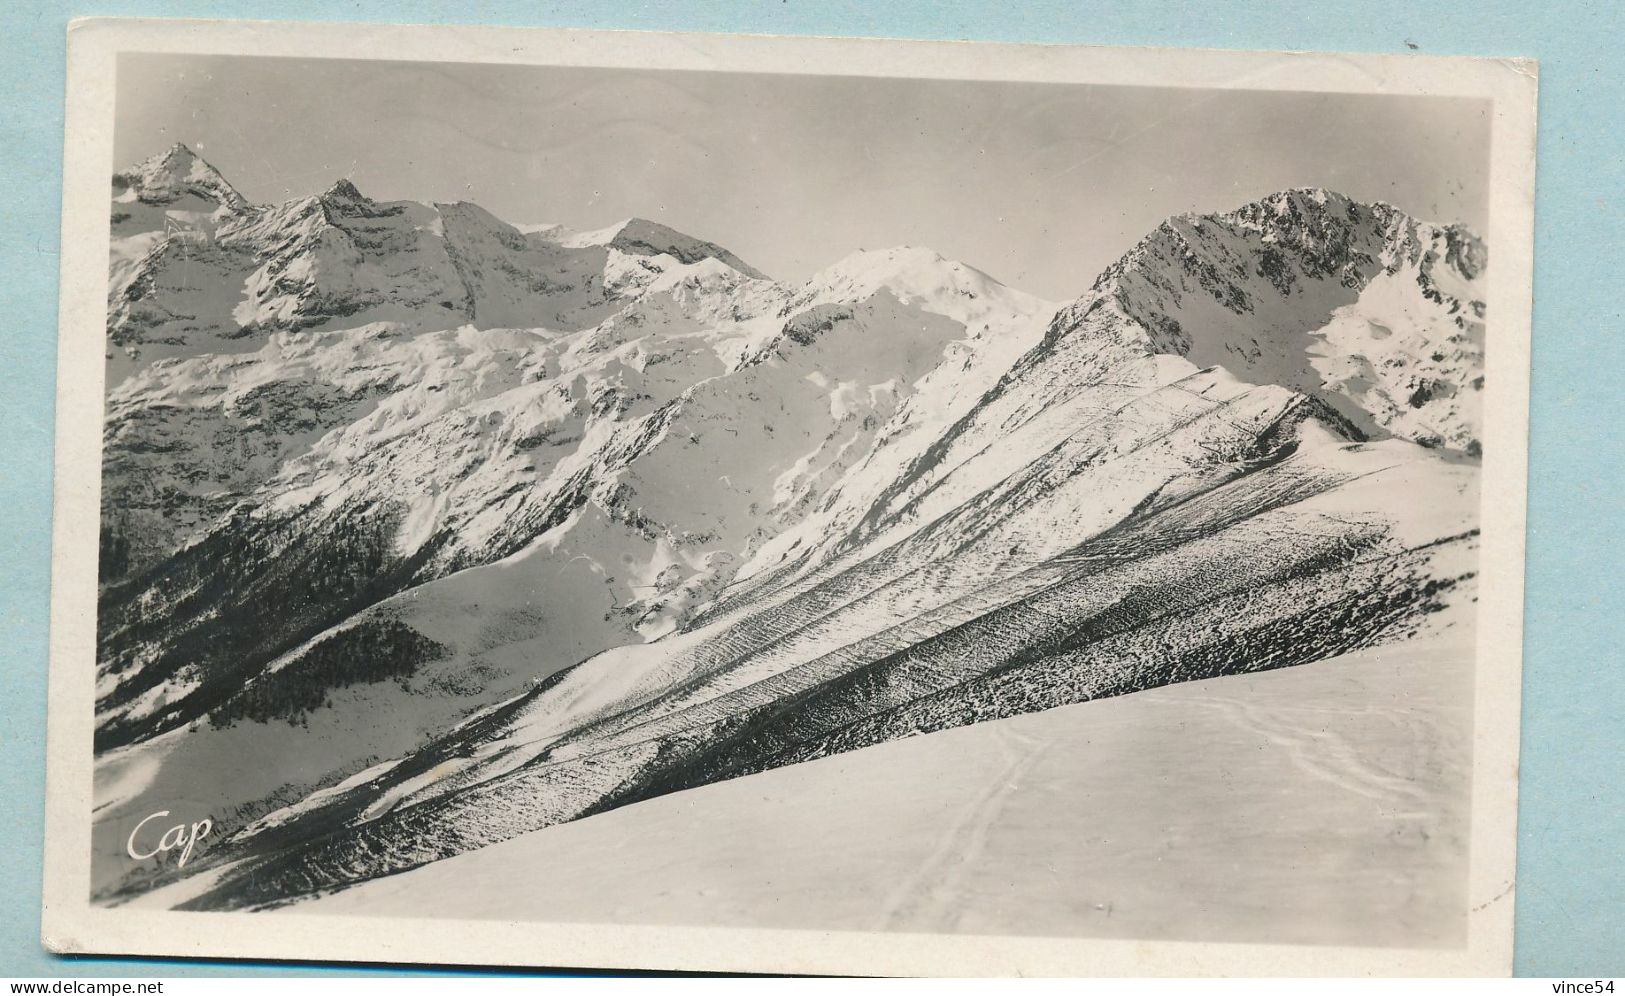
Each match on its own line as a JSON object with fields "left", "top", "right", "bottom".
{"left": 42, "top": 17, "right": 1538, "bottom": 977}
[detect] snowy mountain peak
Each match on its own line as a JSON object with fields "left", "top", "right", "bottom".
{"left": 549, "top": 218, "right": 634, "bottom": 248}
{"left": 320, "top": 177, "right": 369, "bottom": 205}
{"left": 537, "top": 216, "right": 767, "bottom": 280}
{"left": 798, "top": 245, "right": 1055, "bottom": 331}
{"left": 1098, "top": 187, "right": 1486, "bottom": 323}
{"left": 112, "top": 142, "right": 249, "bottom": 213}
{"left": 609, "top": 217, "right": 769, "bottom": 280}
{"left": 146, "top": 142, "right": 203, "bottom": 177}
{"left": 809, "top": 245, "right": 970, "bottom": 290}
{"left": 820, "top": 244, "right": 950, "bottom": 271}
{"left": 132, "top": 141, "right": 201, "bottom": 177}
{"left": 1253, "top": 185, "right": 1351, "bottom": 213}
{"left": 1046, "top": 189, "right": 1488, "bottom": 453}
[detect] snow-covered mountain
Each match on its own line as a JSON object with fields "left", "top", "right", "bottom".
{"left": 111, "top": 143, "right": 250, "bottom": 230}
{"left": 1070, "top": 188, "right": 1485, "bottom": 452}
{"left": 92, "top": 148, "right": 1484, "bottom": 911}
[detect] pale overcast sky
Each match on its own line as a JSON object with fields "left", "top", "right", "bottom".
{"left": 116, "top": 53, "right": 1490, "bottom": 301}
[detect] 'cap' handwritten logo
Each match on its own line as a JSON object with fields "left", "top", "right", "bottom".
{"left": 126, "top": 811, "right": 212, "bottom": 867}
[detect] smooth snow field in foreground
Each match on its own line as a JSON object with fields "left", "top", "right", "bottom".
{"left": 297, "top": 626, "right": 1472, "bottom": 949}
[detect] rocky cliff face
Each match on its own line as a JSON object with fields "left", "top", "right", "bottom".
{"left": 92, "top": 150, "right": 1483, "bottom": 910}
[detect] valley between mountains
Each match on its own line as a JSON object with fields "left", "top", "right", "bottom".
{"left": 93, "top": 144, "right": 1486, "bottom": 925}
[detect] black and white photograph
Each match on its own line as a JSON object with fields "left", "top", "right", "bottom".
{"left": 42, "top": 20, "right": 1537, "bottom": 977}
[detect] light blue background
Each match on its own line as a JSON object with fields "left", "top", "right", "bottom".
{"left": 2, "top": 0, "right": 1619, "bottom": 978}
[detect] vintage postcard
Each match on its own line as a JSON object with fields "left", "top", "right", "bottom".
{"left": 42, "top": 17, "right": 1537, "bottom": 976}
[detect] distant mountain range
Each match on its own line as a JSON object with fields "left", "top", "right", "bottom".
{"left": 93, "top": 144, "right": 1485, "bottom": 910}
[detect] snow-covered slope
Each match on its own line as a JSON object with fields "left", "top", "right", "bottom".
{"left": 92, "top": 163, "right": 1485, "bottom": 914}
{"left": 280, "top": 614, "right": 1472, "bottom": 948}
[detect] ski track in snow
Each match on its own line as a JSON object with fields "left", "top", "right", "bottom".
{"left": 1191, "top": 694, "right": 1430, "bottom": 808}
{"left": 874, "top": 722, "right": 1052, "bottom": 933}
